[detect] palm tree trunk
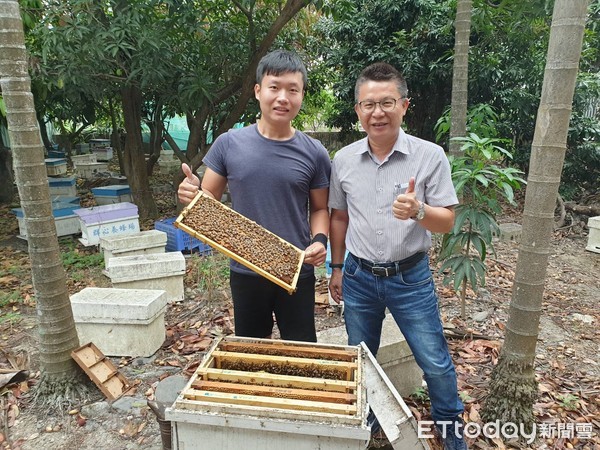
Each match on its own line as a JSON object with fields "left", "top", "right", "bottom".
{"left": 0, "top": 0, "right": 82, "bottom": 401}
{"left": 482, "top": 0, "right": 589, "bottom": 429}
{"left": 449, "top": 0, "right": 472, "bottom": 156}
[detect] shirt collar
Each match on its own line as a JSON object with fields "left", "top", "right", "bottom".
{"left": 353, "top": 128, "right": 410, "bottom": 157}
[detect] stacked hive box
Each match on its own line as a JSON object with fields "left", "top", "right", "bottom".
{"left": 106, "top": 252, "right": 185, "bottom": 303}
{"left": 91, "top": 185, "right": 132, "bottom": 205}
{"left": 70, "top": 287, "right": 167, "bottom": 357}
{"left": 99, "top": 230, "right": 168, "bottom": 268}
{"left": 45, "top": 158, "right": 68, "bottom": 176}
{"left": 48, "top": 176, "right": 77, "bottom": 197}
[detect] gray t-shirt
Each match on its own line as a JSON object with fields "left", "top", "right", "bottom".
{"left": 203, "top": 124, "right": 331, "bottom": 277}
{"left": 329, "top": 128, "right": 458, "bottom": 262}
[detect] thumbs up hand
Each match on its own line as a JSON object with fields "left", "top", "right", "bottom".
{"left": 392, "top": 177, "right": 420, "bottom": 220}
{"left": 178, "top": 163, "right": 200, "bottom": 205}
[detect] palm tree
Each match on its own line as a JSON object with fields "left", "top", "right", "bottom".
{"left": 482, "top": 0, "right": 590, "bottom": 429}
{"left": 0, "top": 0, "right": 83, "bottom": 406}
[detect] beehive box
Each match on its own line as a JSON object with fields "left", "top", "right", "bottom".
{"left": 74, "top": 202, "right": 140, "bottom": 246}
{"left": 12, "top": 202, "right": 81, "bottom": 238}
{"left": 88, "top": 138, "right": 111, "bottom": 150}
{"left": 75, "top": 162, "right": 109, "bottom": 178}
{"left": 586, "top": 216, "right": 600, "bottom": 254}
{"left": 175, "top": 193, "right": 304, "bottom": 293}
{"left": 45, "top": 158, "right": 68, "bottom": 176}
{"left": 72, "top": 153, "right": 97, "bottom": 166}
{"left": 48, "top": 176, "right": 77, "bottom": 197}
{"left": 91, "top": 184, "right": 132, "bottom": 205}
{"left": 92, "top": 146, "right": 113, "bottom": 162}
{"left": 167, "top": 336, "right": 369, "bottom": 450}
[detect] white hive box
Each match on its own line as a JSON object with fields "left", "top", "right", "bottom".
{"left": 74, "top": 142, "right": 90, "bottom": 153}
{"left": 45, "top": 158, "right": 68, "bottom": 176}
{"left": 12, "top": 202, "right": 81, "bottom": 239}
{"left": 166, "top": 336, "right": 429, "bottom": 450}
{"left": 100, "top": 230, "right": 167, "bottom": 269}
{"left": 586, "top": 216, "right": 600, "bottom": 254}
{"left": 70, "top": 287, "right": 167, "bottom": 357}
{"left": 48, "top": 176, "right": 77, "bottom": 197}
{"left": 317, "top": 314, "right": 422, "bottom": 397}
{"left": 75, "top": 161, "right": 109, "bottom": 178}
{"left": 89, "top": 138, "right": 111, "bottom": 150}
{"left": 72, "top": 153, "right": 97, "bottom": 165}
{"left": 158, "top": 159, "right": 181, "bottom": 174}
{"left": 107, "top": 252, "right": 185, "bottom": 303}
{"left": 159, "top": 149, "right": 176, "bottom": 161}
{"left": 91, "top": 184, "right": 132, "bottom": 205}
{"left": 92, "top": 146, "right": 113, "bottom": 162}
{"left": 74, "top": 202, "right": 140, "bottom": 246}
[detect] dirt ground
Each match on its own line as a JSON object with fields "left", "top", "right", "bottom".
{"left": 0, "top": 192, "right": 598, "bottom": 449}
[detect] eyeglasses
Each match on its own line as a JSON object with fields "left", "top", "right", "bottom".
{"left": 357, "top": 97, "right": 406, "bottom": 113}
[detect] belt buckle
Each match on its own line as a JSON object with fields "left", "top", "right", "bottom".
{"left": 372, "top": 266, "right": 392, "bottom": 277}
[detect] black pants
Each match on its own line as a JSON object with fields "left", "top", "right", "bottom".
{"left": 229, "top": 271, "right": 316, "bottom": 342}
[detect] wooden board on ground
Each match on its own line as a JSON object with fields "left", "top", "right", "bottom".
{"left": 71, "top": 342, "right": 131, "bottom": 401}
{"left": 174, "top": 192, "right": 304, "bottom": 294}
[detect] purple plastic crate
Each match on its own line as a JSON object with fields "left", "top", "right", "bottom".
{"left": 154, "top": 217, "right": 212, "bottom": 254}
{"left": 74, "top": 202, "right": 138, "bottom": 225}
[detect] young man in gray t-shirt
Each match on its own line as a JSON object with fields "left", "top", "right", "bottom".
{"left": 178, "top": 50, "right": 330, "bottom": 342}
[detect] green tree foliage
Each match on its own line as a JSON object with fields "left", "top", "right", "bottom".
{"left": 312, "top": 0, "right": 599, "bottom": 191}
{"left": 439, "top": 132, "right": 525, "bottom": 317}
{"left": 313, "top": 0, "right": 455, "bottom": 140}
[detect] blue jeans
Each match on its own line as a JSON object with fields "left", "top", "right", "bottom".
{"left": 342, "top": 254, "right": 464, "bottom": 423}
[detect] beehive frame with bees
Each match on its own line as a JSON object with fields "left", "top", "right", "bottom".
{"left": 174, "top": 192, "right": 304, "bottom": 294}
{"left": 172, "top": 336, "right": 365, "bottom": 426}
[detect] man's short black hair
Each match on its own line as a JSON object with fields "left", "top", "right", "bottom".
{"left": 354, "top": 62, "right": 408, "bottom": 102}
{"left": 256, "top": 50, "right": 307, "bottom": 89}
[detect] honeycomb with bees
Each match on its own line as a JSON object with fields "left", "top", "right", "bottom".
{"left": 175, "top": 192, "right": 304, "bottom": 293}
{"left": 173, "top": 336, "right": 364, "bottom": 421}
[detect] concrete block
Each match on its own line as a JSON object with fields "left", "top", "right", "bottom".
{"left": 317, "top": 314, "right": 423, "bottom": 397}
{"left": 586, "top": 216, "right": 600, "bottom": 254}
{"left": 100, "top": 230, "right": 168, "bottom": 268}
{"left": 70, "top": 287, "right": 167, "bottom": 357}
{"left": 107, "top": 252, "right": 185, "bottom": 303}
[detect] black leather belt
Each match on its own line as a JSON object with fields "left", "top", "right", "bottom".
{"left": 350, "top": 252, "right": 426, "bottom": 277}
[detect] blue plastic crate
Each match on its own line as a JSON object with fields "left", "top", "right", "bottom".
{"left": 155, "top": 217, "right": 212, "bottom": 254}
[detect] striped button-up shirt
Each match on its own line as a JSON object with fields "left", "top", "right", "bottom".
{"left": 329, "top": 129, "right": 458, "bottom": 263}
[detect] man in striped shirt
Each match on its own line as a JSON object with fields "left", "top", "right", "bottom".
{"left": 328, "top": 62, "right": 467, "bottom": 450}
